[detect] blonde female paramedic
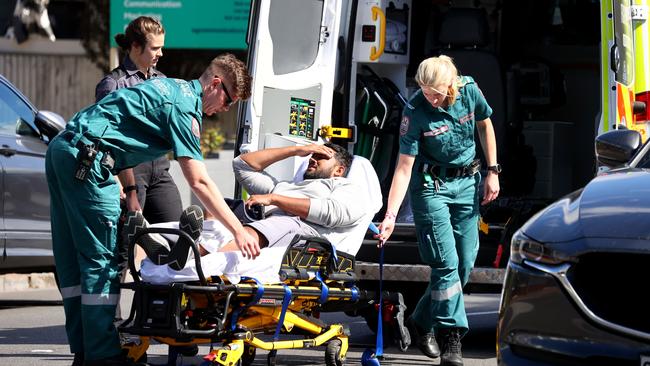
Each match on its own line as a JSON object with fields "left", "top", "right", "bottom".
{"left": 375, "top": 55, "right": 500, "bottom": 366}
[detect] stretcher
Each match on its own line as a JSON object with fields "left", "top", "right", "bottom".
{"left": 118, "top": 229, "right": 410, "bottom": 366}
{"left": 117, "top": 156, "right": 411, "bottom": 366}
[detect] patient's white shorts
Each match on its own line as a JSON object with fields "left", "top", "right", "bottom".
{"left": 246, "top": 215, "right": 319, "bottom": 248}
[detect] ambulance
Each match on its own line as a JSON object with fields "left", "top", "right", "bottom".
{"left": 236, "top": 0, "right": 650, "bottom": 317}
{"left": 599, "top": 0, "right": 649, "bottom": 139}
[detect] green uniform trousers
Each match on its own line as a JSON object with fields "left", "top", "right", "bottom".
{"left": 409, "top": 172, "right": 480, "bottom": 335}
{"left": 45, "top": 133, "right": 122, "bottom": 360}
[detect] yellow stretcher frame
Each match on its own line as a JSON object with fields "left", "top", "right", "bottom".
{"left": 119, "top": 229, "right": 409, "bottom": 366}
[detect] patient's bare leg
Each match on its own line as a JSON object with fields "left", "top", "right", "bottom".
{"left": 219, "top": 226, "right": 267, "bottom": 252}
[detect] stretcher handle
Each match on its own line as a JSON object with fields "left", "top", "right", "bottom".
{"left": 128, "top": 227, "right": 208, "bottom": 286}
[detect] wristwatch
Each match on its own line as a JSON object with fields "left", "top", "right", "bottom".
{"left": 487, "top": 164, "right": 502, "bottom": 174}
{"left": 124, "top": 185, "right": 139, "bottom": 193}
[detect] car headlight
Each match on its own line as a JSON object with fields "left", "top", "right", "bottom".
{"left": 510, "top": 230, "right": 575, "bottom": 265}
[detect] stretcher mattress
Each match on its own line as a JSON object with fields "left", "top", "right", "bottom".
{"left": 140, "top": 245, "right": 287, "bottom": 285}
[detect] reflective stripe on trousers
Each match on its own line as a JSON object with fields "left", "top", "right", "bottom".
{"left": 408, "top": 172, "right": 480, "bottom": 334}
{"left": 46, "top": 135, "right": 122, "bottom": 360}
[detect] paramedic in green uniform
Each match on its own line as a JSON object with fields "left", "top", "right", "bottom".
{"left": 376, "top": 55, "right": 500, "bottom": 366}
{"left": 46, "top": 54, "right": 259, "bottom": 366}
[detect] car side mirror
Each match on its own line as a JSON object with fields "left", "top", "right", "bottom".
{"left": 595, "top": 129, "right": 642, "bottom": 167}
{"left": 35, "top": 110, "right": 66, "bottom": 141}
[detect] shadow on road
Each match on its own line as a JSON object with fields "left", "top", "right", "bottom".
{"left": 0, "top": 325, "right": 68, "bottom": 345}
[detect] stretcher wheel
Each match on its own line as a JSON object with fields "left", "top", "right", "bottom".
{"left": 267, "top": 352, "right": 276, "bottom": 366}
{"left": 241, "top": 344, "right": 256, "bottom": 366}
{"left": 325, "top": 339, "right": 345, "bottom": 366}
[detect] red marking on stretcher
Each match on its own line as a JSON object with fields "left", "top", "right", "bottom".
{"left": 203, "top": 352, "right": 217, "bottom": 361}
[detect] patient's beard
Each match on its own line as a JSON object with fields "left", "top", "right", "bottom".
{"left": 303, "top": 166, "right": 334, "bottom": 180}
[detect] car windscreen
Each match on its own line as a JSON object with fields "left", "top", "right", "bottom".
{"left": 630, "top": 138, "right": 650, "bottom": 169}
{"left": 0, "top": 80, "right": 37, "bottom": 136}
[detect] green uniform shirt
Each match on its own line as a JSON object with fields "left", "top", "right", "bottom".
{"left": 399, "top": 76, "right": 492, "bottom": 167}
{"left": 66, "top": 78, "right": 204, "bottom": 172}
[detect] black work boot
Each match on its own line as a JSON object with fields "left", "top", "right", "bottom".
{"left": 406, "top": 317, "right": 440, "bottom": 358}
{"left": 439, "top": 328, "right": 463, "bottom": 366}
{"left": 71, "top": 352, "right": 84, "bottom": 366}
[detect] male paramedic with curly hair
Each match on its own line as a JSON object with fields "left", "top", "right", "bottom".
{"left": 46, "top": 54, "right": 259, "bottom": 366}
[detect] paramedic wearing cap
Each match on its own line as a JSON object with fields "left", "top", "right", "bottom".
{"left": 376, "top": 55, "right": 500, "bottom": 366}
{"left": 46, "top": 54, "right": 259, "bottom": 366}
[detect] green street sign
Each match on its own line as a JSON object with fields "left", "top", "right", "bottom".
{"left": 110, "top": 0, "right": 250, "bottom": 49}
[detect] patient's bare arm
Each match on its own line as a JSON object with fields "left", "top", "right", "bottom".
{"left": 246, "top": 194, "right": 310, "bottom": 219}
{"left": 218, "top": 226, "right": 267, "bottom": 253}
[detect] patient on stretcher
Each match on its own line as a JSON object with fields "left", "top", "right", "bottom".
{"left": 128, "top": 147, "right": 382, "bottom": 284}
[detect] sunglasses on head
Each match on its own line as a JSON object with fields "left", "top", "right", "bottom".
{"left": 216, "top": 75, "right": 233, "bottom": 107}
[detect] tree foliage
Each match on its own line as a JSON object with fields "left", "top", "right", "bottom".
{"left": 80, "top": 0, "right": 110, "bottom": 73}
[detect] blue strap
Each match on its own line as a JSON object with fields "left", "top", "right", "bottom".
{"left": 273, "top": 284, "right": 293, "bottom": 341}
{"left": 368, "top": 222, "right": 380, "bottom": 235}
{"left": 376, "top": 246, "right": 384, "bottom": 357}
{"left": 330, "top": 242, "right": 338, "bottom": 268}
{"left": 315, "top": 272, "right": 329, "bottom": 303}
{"left": 350, "top": 286, "right": 359, "bottom": 302}
{"left": 230, "top": 277, "right": 264, "bottom": 331}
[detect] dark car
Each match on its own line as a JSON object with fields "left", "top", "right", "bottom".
{"left": 497, "top": 128, "right": 650, "bottom": 365}
{"left": 0, "top": 75, "right": 65, "bottom": 273}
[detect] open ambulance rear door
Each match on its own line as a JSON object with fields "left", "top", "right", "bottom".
{"left": 236, "top": 0, "right": 344, "bottom": 183}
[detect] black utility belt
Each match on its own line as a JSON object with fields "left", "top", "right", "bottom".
{"left": 61, "top": 131, "right": 115, "bottom": 181}
{"left": 420, "top": 159, "right": 481, "bottom": 178}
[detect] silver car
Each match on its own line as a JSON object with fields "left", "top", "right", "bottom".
{"left": 0, "top": 75, "right": 65, "bottom": 273}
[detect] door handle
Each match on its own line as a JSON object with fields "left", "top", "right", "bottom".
{"left": 0, "top": 145, "right": 16, "bottom": 157}
{"left": 370, "top": 6, "right": 386, "bottom": 61}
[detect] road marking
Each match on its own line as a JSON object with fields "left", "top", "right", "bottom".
{"left": 31, "top": 349, "right": 54, "bottom": 353}
{"left": 467, "top": 310, "right": 499, "bottom": 316}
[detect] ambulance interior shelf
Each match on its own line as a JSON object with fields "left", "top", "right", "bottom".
{"left": 353, "top": 65, "right": 407, "bottom": 220}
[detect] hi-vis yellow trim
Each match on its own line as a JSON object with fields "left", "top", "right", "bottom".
{"left": 600, "top": 0, "right": 614, "bottom": 134}
{"left": 320, "top": 125, "right": 354, "bottom": 140}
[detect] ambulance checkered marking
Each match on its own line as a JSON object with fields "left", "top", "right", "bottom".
{"left": 169, "top": 205, "right": 204, "bottom": 271}
{"left": 354, "top": 261, "right": 505, "bottom": 284}
{"left": 123, "top": 211, "right": 170, "bottom": 265}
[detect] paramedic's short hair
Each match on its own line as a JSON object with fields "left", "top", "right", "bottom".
{"left": 325, "top": 142, "right": 352, "bottom": 174}
{"left": 415, "top": 55, "right": 461, "bottom": 105}
{"left": 201, "top": 53, "right": 253, "bottom": 100}
{"left": 114, "top": 16, "right": 165, "bottom": 51}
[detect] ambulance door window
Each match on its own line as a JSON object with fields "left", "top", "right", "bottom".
{"left": 268, "top": 0, "right": 324, "bottom": 75}
{"left": 613, "top": 0, "right": 634, "bottom": 85}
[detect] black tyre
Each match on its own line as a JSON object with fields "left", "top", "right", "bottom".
{"left": 361, "top": 308, "right": 392, "bottom": 345}
{"left": 325, "top": 339, "right": 345, "bottom": 366}
{"left": 241, "top": 344, "right": 256, "bottom": 366}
